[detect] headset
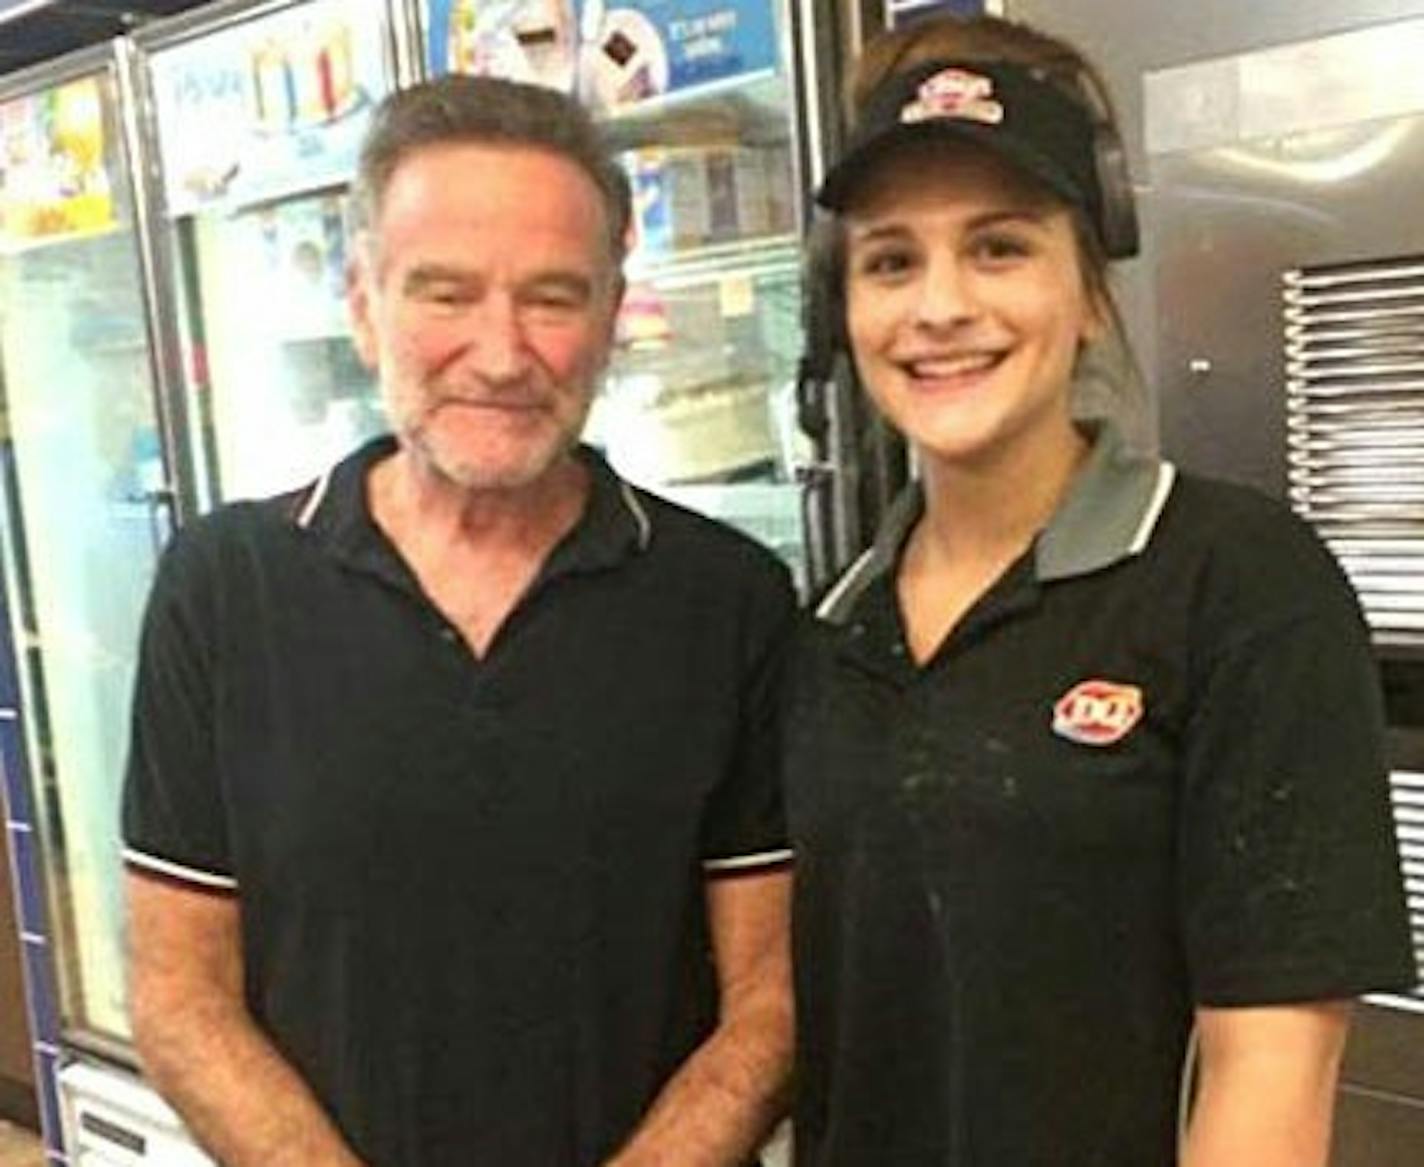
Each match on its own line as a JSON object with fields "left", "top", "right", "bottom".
{"left": 1090, "top": 117, "right": 1141, "bottom": 263}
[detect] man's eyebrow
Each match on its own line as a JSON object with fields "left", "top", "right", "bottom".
{"left": 399, "top": 266, "right": 597, "bottom": 298}
{"left": 521, "top": 270, "right": 598, "bottom": 300}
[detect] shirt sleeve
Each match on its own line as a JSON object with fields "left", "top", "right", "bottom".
{"left": 1179, "top": 528, "right": 1415, "bottom": 1005}
{"left": 701, "top": 559, "right": 797, "bottom": 878}
{"left": 121, "top": 525, "right": 237, "bottom": 892}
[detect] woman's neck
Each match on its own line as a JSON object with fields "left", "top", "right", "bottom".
{"left": 895, "top": 422, "right": 1090, "bottom": 665}
{"left": 915, "top": 422, "right": 1089, "bottom": 569}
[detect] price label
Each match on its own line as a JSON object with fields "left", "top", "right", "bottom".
{"left": 719, "top": 275, "right": 755, "bottom": 318}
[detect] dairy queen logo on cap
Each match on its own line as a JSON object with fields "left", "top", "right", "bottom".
{"left": 901, "top": 67, "right": 1005, "bottom": 127}
{"left": 1052, "top": 680, "right": 1144, "bottom": 747}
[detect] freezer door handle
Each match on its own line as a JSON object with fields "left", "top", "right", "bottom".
{"left": 796, "top": 460, "right": 835, "bottom": 597}
{"left": 141, "top": 487, "right": 176, "bottom": 557}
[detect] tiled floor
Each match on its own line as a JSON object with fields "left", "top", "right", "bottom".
{"left": 0, "top": 1120, "right": 43, "bottom": 1167}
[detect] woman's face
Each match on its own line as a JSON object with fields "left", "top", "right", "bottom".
{"left": 843, "top": 142, "right": 1103, "bottom": 473}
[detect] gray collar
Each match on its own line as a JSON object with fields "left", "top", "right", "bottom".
{"left": 1035, "top": 422, "right": 1176, "bottom": 581}
{"left": 818, "top": 423, "right": 1176, "bottom": 622}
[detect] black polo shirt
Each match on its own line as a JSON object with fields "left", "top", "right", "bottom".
{"left": 788, "top": 423, "right": 1414, "bottom": 1166}
{"left": 122, "top": 435, "right": 795, "bottom": 1166}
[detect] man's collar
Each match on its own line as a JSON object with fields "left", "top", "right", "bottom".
{"left": 817, "top": 422, "right": 1176, "bottom": 622}
{"left": 293, "top": 435, "right": 653, "bottom": 574}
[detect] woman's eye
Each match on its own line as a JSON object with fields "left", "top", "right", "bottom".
{"left": 857, "top": 250, "right": 915, "bottom": 278}
{"left": 971, "top": 234, "right": 1033, "bottom": 263}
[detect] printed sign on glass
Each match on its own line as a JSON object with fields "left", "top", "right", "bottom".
{"left": 150, "top": 0, "right": 392, "bottom": 215}
{"left": 426, "top": 0, "right": 779, "bottom": 109}
{"left": 0, "top": 78, "right": 117, "bottom": 248}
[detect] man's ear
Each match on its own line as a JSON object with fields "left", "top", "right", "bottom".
{"left": 346, "top": 238, "right": 379, "bottom": 370}
{"left": 600, "top": 272, "right": 627, "bottom": 349}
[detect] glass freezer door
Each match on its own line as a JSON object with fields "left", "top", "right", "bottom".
{"left": 0, "top": 68, "right": 167, "bottom": 1044}
{"left": 178, "top": 190, "right": 384, "bottom": 503}
{"left": 143, "top": 0, "right": 396, "bottom": 506}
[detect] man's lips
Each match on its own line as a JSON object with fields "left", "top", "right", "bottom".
{"left": 434, "top": 395, "right": 550, "bottom": 414}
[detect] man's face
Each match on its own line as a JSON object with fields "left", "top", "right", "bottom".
{"left": 349, "top": 142, "right": 623, "bottom": 492}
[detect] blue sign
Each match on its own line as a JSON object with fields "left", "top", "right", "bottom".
{"left": 426, "top": 0, "right": 780, "bottom": 110}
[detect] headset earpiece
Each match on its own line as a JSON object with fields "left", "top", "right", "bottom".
{"left": 802, "top": 217, "right": 848, "bottom": 382}
{"left": 796, "top": 217, "right": 848, "bottom": 447}
{"left": 1091, "top": 119, "right": 1139, "bottom": 260}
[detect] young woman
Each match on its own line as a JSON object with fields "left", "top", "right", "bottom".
{"left": 786, "top": 16, "right": 1415, "bottom": 1166}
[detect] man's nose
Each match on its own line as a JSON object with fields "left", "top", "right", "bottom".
{"left": 466, "top": 293, "right": 532, "bottom": 382}
{"left": 914, "top": 255, "right": 978, "bottom": 331}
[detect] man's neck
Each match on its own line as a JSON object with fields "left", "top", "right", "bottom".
{"left": 365, "top": 446, "right": 592, "bottom": 657}
{"left": 368, "top": 446, "right": 590, "bottom": 561}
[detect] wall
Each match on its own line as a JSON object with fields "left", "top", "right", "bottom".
{"left": 1005, "top": 0, "right": 1424, "bottom": 465}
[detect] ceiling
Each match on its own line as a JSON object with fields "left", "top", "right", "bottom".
{"left": 0, "top": 0, "right": 206, "bottom": 77}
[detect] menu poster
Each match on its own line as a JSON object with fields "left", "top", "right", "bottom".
{"left": 583, "top": 0, "right": 779, "bottom": 109}
{"left": 0, "top": 78, "right": 117, "bottom": 248}
{"left": 150, "top": 0, "right": 392, "bottom": 216}
{"left": 426, "top": 0, "right": 583, "bottom": 91}
{"left": 426, "top": 0, "right": 779, "bottom": 109}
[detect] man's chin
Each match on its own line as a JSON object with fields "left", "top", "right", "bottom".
{"left": 417, "top": 439, "right": 573, "bottom": 495}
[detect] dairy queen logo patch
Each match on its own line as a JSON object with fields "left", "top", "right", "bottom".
{"left": 900, "top": 67, "right": 1005, "bottom": 127}
{"left": 1052, "top": 680, "right": 1143, "bottom": 747}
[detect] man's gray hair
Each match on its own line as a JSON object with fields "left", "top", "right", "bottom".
{"left": 351, "top": 74, "right": 632, "bottom": 262}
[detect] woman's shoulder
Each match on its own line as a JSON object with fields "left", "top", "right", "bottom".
{"left": 1156, "top": 470, "right": 1363, "bottom": 628}
{"left": 1164, "top": 471, "right": 1325, "bottom": 556}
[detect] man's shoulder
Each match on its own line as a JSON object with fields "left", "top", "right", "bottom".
{"left": 154, "top": 484, "right": 319, "bottom": 590}
{"left": 631, "top": 485, "right": 795, "bottom": 595}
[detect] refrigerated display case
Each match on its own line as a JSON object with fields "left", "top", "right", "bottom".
{"left": 0, "top": 42, "right": 177, "bottom": 1157}
{"left": 0, "top": 49, "right": 166, "bottom": 1052}
{"left": 141, "top": 0, "right": 398, "bottom": 506}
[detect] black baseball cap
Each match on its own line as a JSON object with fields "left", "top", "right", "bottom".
{"left": 817, "top": 59, "right": 1103, "bottom": 229}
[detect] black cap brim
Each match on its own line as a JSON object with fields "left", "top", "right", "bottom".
{"left": 816, "top": 60, "right": 1099, "bottom": 222}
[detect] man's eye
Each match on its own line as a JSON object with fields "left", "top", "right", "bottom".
{"left": 523, "top": 289, "right": 587, "bottom": 313}
{"left": 415, "top": 285, "right": 470, "bottom": 307}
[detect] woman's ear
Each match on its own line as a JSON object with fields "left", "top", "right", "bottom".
{"left": 1080, "top": 286, "right": 1113, "bottom": 348}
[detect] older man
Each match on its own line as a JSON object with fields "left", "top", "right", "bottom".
{"left": 122, "top": 75, "right": 794, "bottom": 1167}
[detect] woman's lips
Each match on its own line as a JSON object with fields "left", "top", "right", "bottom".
{"left": 900, "top": 350, "right": 1006, "bottom": 384}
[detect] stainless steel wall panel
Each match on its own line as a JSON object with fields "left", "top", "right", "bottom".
{"left": 1145, "top": 110, "right": 1424, "bottom": 497}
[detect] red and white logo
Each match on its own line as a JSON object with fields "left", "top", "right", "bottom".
{"left": 1051, "top": 680, "right": 1143, "bottom": 747}
{"left": 900, "top": 68, "right": 1005, "bottom": 127}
